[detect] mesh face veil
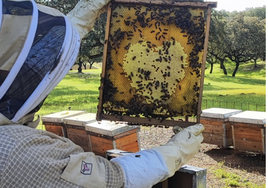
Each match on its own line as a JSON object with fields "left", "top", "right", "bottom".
{"left": 0, "top": 0, "right": 80, "bottom": 124}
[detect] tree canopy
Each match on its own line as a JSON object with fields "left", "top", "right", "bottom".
{"left": 208, "top": 6, "right": 266, "bottom": 76}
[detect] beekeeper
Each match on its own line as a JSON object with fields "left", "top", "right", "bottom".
{"left": 0, "top": 0, "right": 204, "bottom": 187}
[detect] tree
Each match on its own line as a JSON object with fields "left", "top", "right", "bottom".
{"left": 77, "top": 12, "right": 107, "bottom": 72}
{"left": 225, "top": 13, "right": 255, "bottom": 77}
{"left": 243, "top": 16, "right": 266, "bottom": 67}
{"left": 207, "top": 10, "right": 228, "bottom": 75}
{"left": 36, "top": 0, "right": 78, "bottom": 14}
{"left": 244, "top": 6, "right": 266, "bottom": 20}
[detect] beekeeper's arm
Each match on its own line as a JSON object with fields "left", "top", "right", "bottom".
{"left": 111, "top": 124, "right": 204, "bottom": 188}
{"left": 67, "top": 0, "right": 110, "bottom": 39}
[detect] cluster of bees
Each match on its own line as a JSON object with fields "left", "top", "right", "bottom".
{"left": 100, "top": 2, "right": 206, "bottom": 123}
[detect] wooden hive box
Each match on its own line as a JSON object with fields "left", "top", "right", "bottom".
{"left": 85, "top": 120, "right": 140, "bottom": 157}
{"left": 63, "top": 113, "right": 97, "bottom": 152}
{"left": 229, "top": 111, "right": 266, "bottom": 154}
{"left": 42, "top": 110, "right": 86, "bottom": 137}
{"left": 200, "top": 108, "right": 242, "bottom": 147}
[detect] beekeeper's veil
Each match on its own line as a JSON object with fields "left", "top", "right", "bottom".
{"left": 0, "top": 0, "right": 80, "bottom": 126}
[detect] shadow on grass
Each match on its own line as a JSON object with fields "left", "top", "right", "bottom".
{"left": 48, "top": 86, "right": 99, "bottom": 97}
{"left": 43, "top": 86, "right": 100, "bottom": 109}
{"left": 204, "top": 147, "right": 266, "bottom": 176}
{"left": 205, "top": 75, "right": 266, "bottom": 86}
{"left": 63, "top": 73, "right": 101, "bottom": 84}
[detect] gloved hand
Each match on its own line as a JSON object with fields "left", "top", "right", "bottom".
{"left": 67, "top": 0, "right": 110, "bottom": 39}
{"left": 111, "top": 124, "right": 204, "bottom": 188}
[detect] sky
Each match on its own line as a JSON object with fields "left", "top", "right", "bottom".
{"left": 210, "top": 0, "right": 266, "bottom": 12}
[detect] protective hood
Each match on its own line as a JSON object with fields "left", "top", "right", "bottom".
{"left": 0, "top": 0, "right": 80, "bottom": 124}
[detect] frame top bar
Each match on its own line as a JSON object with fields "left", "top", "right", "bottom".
{"left": 112, "top": 0, "right": 217, "bottom": 8}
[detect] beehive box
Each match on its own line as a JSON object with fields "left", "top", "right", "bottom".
{"left": 63, "top": 113, "right": 97, "bottom": 152}
{"left": 85, "top": 120, "right": 140, "bottom": 157}
{"left": 200, "top": 108, "right": 242, "bottom": 147}
{"left": 229, "top": 111, "right": 266, "bottom": 154}
{"left": 97, "top": 0, "right": 217, "bottom": 127}
{"left": 42, "top": 110, "right": 86, "bottom": 137}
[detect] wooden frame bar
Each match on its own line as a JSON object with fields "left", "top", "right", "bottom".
{"left": 112, "top": 0, "right": 217, "bottom": 8}
{"left": 197, "top": 5, "right": 213, "bottom": 123}
{"left": 97, "top": 4, "right": 112, "bottom": 120}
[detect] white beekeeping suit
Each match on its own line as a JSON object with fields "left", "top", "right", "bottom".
{"left": 0, "top": 0, "right": 204, "bottom": 187}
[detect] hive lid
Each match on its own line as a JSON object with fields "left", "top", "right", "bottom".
{"left": 63, "top": 113, "right": 97, "bottom": 126}
{"left": 85, "top": 120, "right": 140, "bottom": 136}
{"left": 201, "top": 108, "right": 242, "bottom": 119}
{"left": 229, "top": 111, "right": 266, "bottom": 125}
{"left": 41, "top": 110, "right": 86, "bottom": 123}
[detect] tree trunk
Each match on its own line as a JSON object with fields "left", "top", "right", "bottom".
{"left": 78, "top": 58, "right": 83, "bottom": 73}
{"left": 89, "top": 61, "right": 94, "bottom": 69}
{"left": 220, "top": 60, "right": 227, "bottom": 75}
{"left": 83, "top": 62, "right": 87, "bottom": 69}
{"left": 254, "top": 59, "right": 257, "bottom": 68}
{"left": 210, "top": 63, "right": 213, "bottom": 74}
{"left": 232, "top": 62, "right": 239, "bottom": 77}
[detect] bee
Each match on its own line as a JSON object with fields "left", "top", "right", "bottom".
{"left": 124, "top": 43, "right": 131, "bottom": 50}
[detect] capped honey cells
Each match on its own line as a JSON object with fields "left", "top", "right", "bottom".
{"left": 98, "top": 1, "right": 212, "bottom": 125}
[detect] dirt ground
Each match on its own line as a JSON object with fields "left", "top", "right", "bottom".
{"left": 138, "top": 126, "right": 266, "bottom": 187}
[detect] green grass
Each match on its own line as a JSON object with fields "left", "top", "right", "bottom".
{"left": 202, "top": 61, "right": 266, "bottom": 111}
{"left": 211, "top": 161, "right": 266, "bottom": 188}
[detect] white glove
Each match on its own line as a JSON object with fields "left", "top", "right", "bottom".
{"left": 111, "top": 124, "right": 204, "bottom": 188}
{"left": 67, "top": 0, "right": 110, "bottom": 39}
